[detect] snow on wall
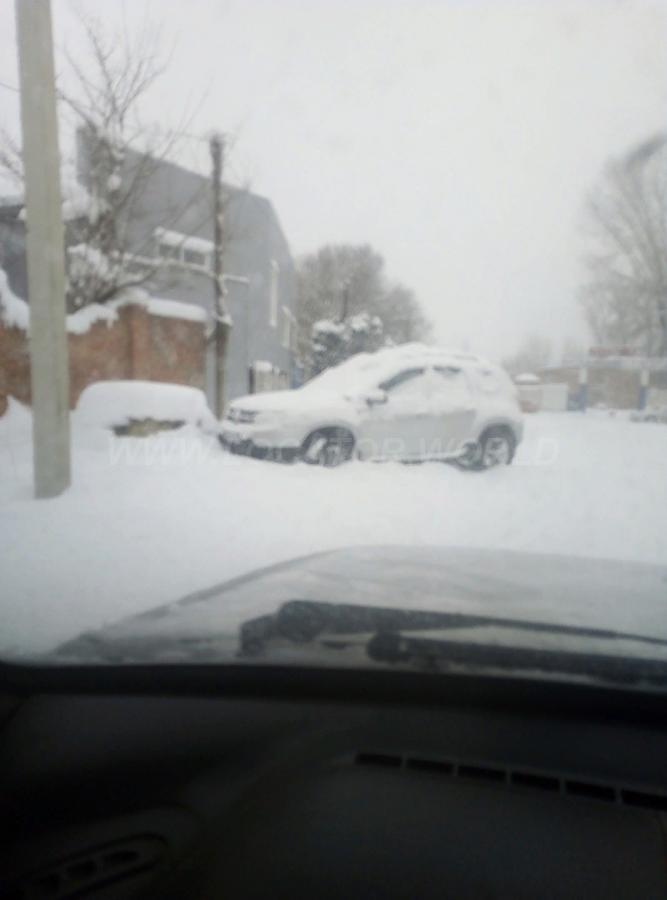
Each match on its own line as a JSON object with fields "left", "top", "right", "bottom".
{"left": 0, "top": 270, "right": 29, "bottom": 330}
{"left": 141, "top": 297, "right": 207, "bottom": 324}
{"left": 67, "top": 304, "right": 118, "bottom": 335}
{"left": 1, "top": 269, "right": 207, "bottom": 410}
{"left": 0, "top": 268, "right": 208, "bottom": 334}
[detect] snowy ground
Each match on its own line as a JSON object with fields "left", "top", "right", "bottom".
{"left": 1, "top": 401, "right": 667, "bottom": 657}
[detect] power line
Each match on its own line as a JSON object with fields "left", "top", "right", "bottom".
{"left": 0, "top": 79, "right": 20, "bottom": 93}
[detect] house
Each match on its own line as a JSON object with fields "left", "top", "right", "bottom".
{"left": 0, "top": 143, "right": 299, "bottom": 412}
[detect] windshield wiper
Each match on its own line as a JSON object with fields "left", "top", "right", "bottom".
{"left": 366, "top": 629, "right": 667, "bottom": 688}
{"left": 239, "top": 599, "right": 667, "bottom": 656}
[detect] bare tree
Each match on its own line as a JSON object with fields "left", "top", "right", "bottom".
{"left": 1, "top": 14, "right": 212, "bottom": 313}
{"left": 502, "top": 334, "right": 553, "bottom": 376}
{"left": 560, "top": 336, "right": 587, "bottom": 366}
{"left": 580, "top": 136, "right": 667, "bottom": 357}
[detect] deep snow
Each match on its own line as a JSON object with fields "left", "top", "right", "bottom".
{"left": 1, "top": 401, "right": 666, "bottom": 657}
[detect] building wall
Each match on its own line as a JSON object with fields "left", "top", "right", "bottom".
{"left": 0, "top": 304, "right": 205, "bottom": 411}
{"left": 540, "top": 364, "right": 666, "bottom": 409}
{"left": 120, "top": 153, "right": 298, "bottom": 409}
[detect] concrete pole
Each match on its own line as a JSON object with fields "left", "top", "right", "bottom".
{"left": 210, "top": 132, "right": 231, "bottom": 419}
{"left": 15, "top": 0, "right": 70, "bottom": 497}
{"left": 578, "top": 366, "right": 588, "bottom": 412}
{"left": 639, "top": 367, "right": 649, "bottom": 411}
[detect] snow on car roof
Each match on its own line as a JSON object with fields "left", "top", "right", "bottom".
{"left": 303, "top": 343, "right": 496, "bottom": 394}
{"left": 75, "top": 380, "right": 215, "bottom": 428}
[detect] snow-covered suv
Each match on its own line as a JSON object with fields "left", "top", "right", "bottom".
{"left": 219, "top": 344, "right": 523, "bottom": 469}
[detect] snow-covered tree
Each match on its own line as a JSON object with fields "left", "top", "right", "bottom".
{"left": 502, "top": 334, "right": 553, "bottom": 376}
{"left": 297, "top": 244, "right": 431, "bottom": 374}
{"left": 311, "top": 312, "right": 385, "bottom": 374}
{"left": 580, "top": 136, "right": 667, "bottom": 357}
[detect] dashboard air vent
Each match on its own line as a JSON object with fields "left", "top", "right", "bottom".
{"left": 16, "top": 835, "right": 166, "bottom": 900}
{"left": 352, "top": 752, "right": 667, "bottom": 812}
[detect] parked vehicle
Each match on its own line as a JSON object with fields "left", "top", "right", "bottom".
{"left": 219, "top": 344, "right": 523, "bottom": 468}
{"left": 630, "top": 406, "right": 667, "bottom": 424}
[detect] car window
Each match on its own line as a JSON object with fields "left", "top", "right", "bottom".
{"left": 433, "top": 366, "right": 468, "bottom": 388}
{"left": 379, "top": 368, "right": 426, "bottom": 393}
{"left": 430, "top": 366, "right": 473, "bottom": 408}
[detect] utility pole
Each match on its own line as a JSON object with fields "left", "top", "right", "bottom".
{"left": 210, "top": 132, "right": 232, "bottom": 419}
{"left": 341, "top": 278, "right": 351, "bottom": 321}
{"left": 15, "top": 0, "right": 70, "bottom": 498}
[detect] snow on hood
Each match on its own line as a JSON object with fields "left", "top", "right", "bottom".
{"left": 230, "top": 387, "right": 351, "bottom": 414}
{"left": 54, "top": 546, "right": 667, "bottom": 669}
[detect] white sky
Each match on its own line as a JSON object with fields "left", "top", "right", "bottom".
{"left": 1, "top": 0, "right": 666, "bottom": 359}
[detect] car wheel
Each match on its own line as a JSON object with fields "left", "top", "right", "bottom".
{"left": 461, "top": 426, "right": 516, "bottom": 471}
{"left": 301, "top": 428, "right": 355, "bottom": 467}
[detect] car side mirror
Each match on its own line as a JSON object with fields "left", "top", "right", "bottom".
{"left": 365, "top": 389, "right": 388, "bottom": 406}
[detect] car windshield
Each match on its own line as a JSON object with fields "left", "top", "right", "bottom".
{"left": 1, "top": 0, "right": 666, "bottom": 692}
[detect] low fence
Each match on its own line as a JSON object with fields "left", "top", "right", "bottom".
{"left": 0, "top": 301, "right": 206, "bottom": 412}
{"left": 540, "top": 362, "right": 667, "bottom": 410}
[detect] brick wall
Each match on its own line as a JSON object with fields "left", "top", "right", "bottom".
{"left": 0, "top": 303, "right": 205, "bottom": 411}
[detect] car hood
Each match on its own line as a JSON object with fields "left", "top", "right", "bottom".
{"left": 229, "top": 388, "right": 350, "bottom": 414}
{"left": 53, "top": 546, "right": 667, "bottom": 674}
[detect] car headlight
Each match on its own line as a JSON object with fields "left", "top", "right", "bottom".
{"left": 226, "top": 408, "right": 258, "bottom": 424}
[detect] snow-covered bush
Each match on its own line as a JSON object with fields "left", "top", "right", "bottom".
{"left": 311, "top": 312, "right": 385, "bottom": 374}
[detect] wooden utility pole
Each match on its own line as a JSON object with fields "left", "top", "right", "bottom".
{"left": 341, "top": 278, "right": 351, "bottom": 322}
{"left": 210, "top": 132, "right": 231, "bottom": 419}
{"left": 15, "top": 0, "right": 71, "bottom": 498}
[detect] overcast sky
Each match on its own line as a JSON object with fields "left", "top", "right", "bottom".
{"left": 1, "top": 0, "right": 666, "bottom": 359}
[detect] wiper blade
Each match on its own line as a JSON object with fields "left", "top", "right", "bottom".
{"left": 367, "top": 630, "right": 667, "bottom": 688}
{"left": 239, "top": 599, "right": 667, "bottom": 656}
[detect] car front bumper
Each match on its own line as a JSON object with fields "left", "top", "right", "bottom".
{"left": 219, "top": 421, "right": 302, "bottom": 462}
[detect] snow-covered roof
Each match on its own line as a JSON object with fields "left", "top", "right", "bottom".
{"left": 253, "top": 360, "right": 276, "bottom": 373}
{"left": 303, "top": 343, "right": 494, "bottom": 394}
{"left": 154, "top": 227, "right": 214, "bottom": 256}
{"left": 515, "top": 372, "right": 541, "bottom": 385}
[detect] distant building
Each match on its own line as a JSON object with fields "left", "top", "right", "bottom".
{"left": 513, "top": 373, "right": 569, "bottom": 413}
{"left": 0, "top": 143, "right": 299, "bottom": 410}
{"left": 539, "top": 354, "right": 667, "bottom": 410}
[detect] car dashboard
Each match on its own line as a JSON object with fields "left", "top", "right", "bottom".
{"left": 1, "top": 665, "right": 667, "bottom": 899}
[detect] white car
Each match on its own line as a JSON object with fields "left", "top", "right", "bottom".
{"left": 219, "top": 344, "right": 523, "bottom": 469}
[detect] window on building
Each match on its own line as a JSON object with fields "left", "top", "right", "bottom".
{"left": 157, "top": 242, "right": 180, "bottom": 261}
{"left": 269, "top": 259, "right": 279, "bottom": 327}
{"left": 154, "top": 228, "right": 212, "bottom": 271}
{"left": 183, "top": 247, "right": 207, "bottom": 268}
